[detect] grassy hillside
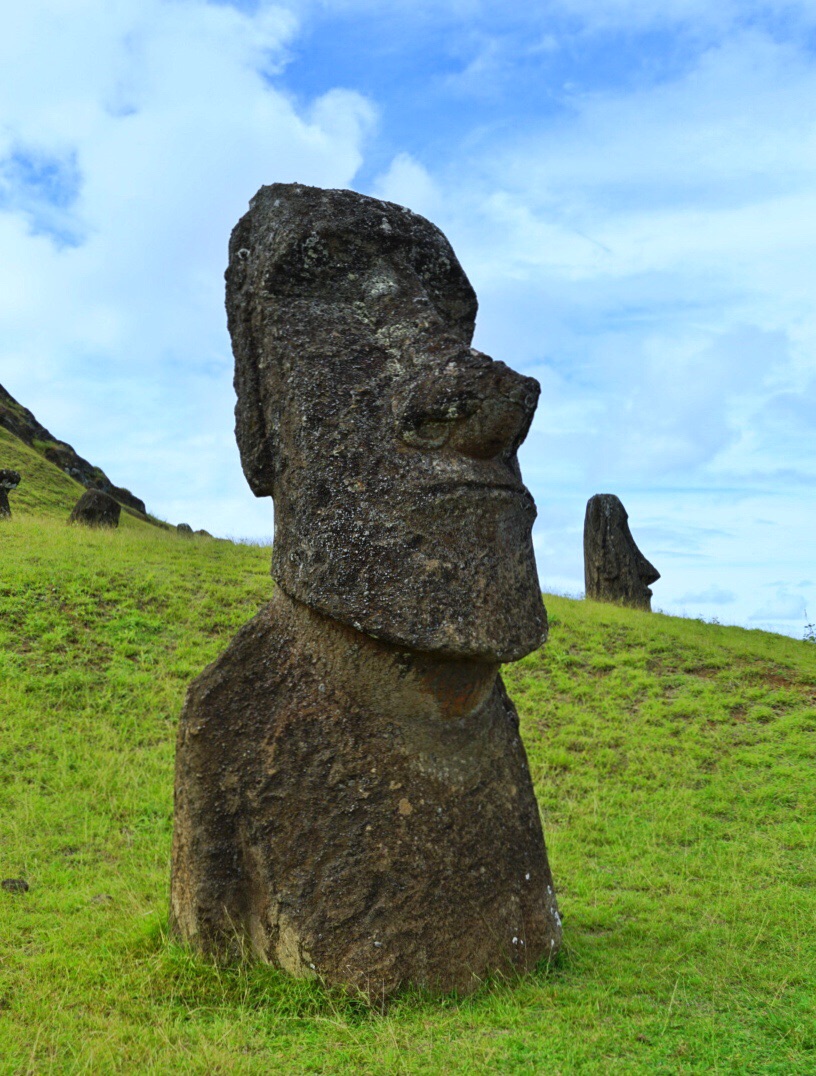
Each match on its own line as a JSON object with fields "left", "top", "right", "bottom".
{"left": 0, "top": 426, "right": 164, "bottom": 528}
{"left": 1, "top": 426, "right": 102, "bottom": 521}
{"left": 0, "top": 384, "right": 148, "bottom": 516}
{"left": 1, "top": 479, "right": 814, "bottom": 1072}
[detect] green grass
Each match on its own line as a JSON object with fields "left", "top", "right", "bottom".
{"left": 1, "top": 426, "right": 165, "bottom": 530}
{"left": 1, "top": 427, "right": 95, "bottom": 521}
{"left": 1, "top": 505, "right": 815, "bottom": 1072}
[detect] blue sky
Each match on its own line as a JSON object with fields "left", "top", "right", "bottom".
{"left": 1, "top": 0, "right": 815, "bottom": 636}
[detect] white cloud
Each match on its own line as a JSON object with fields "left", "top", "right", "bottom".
{"left": 676, "top": 586, "right": 736, "bottom": 605}
{"left": 371, "top": 30, "right": 816, "bottom": 479}
{"left": 371, "top": 152, "right": 442, "bottom": 219}
{"left": 749, "top": 587, "right": 809, "bottom": 622}
{"left": 366, "top": 25, "right": 816, "bottom": 635}
{"left": 0, "top": 0, "right": 375, "bottom": 531}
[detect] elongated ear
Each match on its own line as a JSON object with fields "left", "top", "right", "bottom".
{"left": 233, "top": 348, "right": 276, "bottom": 497}
{"left": 227, "top": 222, "right": 277, "bottom": 498}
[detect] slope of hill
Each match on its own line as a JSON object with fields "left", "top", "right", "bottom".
{"left": 0, "top": 383, "right": 147, "bottom": 515}
{"left": 1, "top": 476, "right": 814, "bottom": 1072}
{"left": 0, "top": 425, "right": 167, "bottom": 530}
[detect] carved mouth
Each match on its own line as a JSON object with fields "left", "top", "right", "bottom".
{"left": 425, "top": 479, "right": 532, "bottom": 503}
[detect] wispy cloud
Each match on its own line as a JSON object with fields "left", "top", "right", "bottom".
{"left": 0, "top": 0, "right": 375, "bottom": 532}
{"left": 677, "top": 586, "right": 736, "bottom": 605}
{"left": 749, "top": 587, "right": 809, "bottom": 622}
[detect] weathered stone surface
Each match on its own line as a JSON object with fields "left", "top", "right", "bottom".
{"left": 177, "top": 523, "right": 194, "bottom": 536}
{"left": 172, "top": 590, "right": 560, "bottom": 996}
{"left": 171, "top": 183, "right": 560, "bottom": 998}
{"left": 584, "top": 494, "right": 659, "bottom": 610}
{"left": 228, "top": 183, "right": 546, "bottom": 660}
{"left": 0, "top": 468, "right": 20, "bottom": 519}
{"left": 69, "top": 489, "right": 121, "bottom": 528}
{"left": 194, "top": 528, "right": 213, "bottom": 538}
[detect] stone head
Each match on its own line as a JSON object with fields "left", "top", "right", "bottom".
{"left": 226, "top": 183, "right": 547, "bottom": 661}
{"left": 584, "top": 493, "right": 659, "bottom": 610}
{"left": 0, "top": 469, "right": 21, "bottom": 491}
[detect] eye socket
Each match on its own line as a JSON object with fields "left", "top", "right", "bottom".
{"left": 401, "top": 418, "right": 451, "bottom": 449}
{"left": 397, "top": 392, "right": 481, "bottom": 451}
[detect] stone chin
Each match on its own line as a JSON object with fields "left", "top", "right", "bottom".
{"left": 271, "top": 484, "right": 548, "bottom": 663}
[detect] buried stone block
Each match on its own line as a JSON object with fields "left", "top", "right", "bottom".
{"left": 170, "top": 183, "right": 562, "bottom": 998}
{"left": 69, "top": 488, "right": 121, "bottom": 528}
{"left": 583, "top": 493, "right": 659, "bottom": 610}
{"left": 0, "top": 469, "right": 21, "bottom": 519}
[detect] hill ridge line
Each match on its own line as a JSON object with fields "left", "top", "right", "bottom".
{"left": 0, "top": 382, "right": 147, "bottom": 516}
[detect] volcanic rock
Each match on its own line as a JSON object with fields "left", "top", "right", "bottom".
{"left": 584, "top": 493, "right": 659, "bottom": 610}
{"left": 170, "top": 183, "right": 561, "bottom": 999}
{"left": 0, "top": 468, "right": 20, "bottom": 519}
{"left": 69, "top": 489, "right": 121, "bottom": 528}
{"left": 1, "top": 878, "right": 29, "bottom": 894}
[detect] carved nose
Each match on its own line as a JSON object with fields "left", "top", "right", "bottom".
{"left": 637, "top": 552, "right": 660, "bottom": 587}
{"left": 397, "top": 351, "right": 540, "bottom": 460}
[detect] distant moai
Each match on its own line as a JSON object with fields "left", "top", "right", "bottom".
{"left": 0, "top": 469, "right": 21, "bottom": 519}
{"left": 170, "top": 183, "right": 562, "bottom": 999}
{"left": 176, "top": 523, "right": 194, "bottom": 536}
{"left": 69, "top": 489, "right": 121, "bottom": 528}
{"left": 584, "top": 493, "right": 659, "bottom": 610}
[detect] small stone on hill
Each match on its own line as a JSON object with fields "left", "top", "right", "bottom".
{"left": 1, "top": 878, "right": 29, "bottom": 894}
{"left": 177, "top": 523, "right": 193, "bottom": 536}
{"left": 0, "top": 468, "right": 21, "bottom": 519}
{"left": 69, "top": 489, "right": 121, "bottom": 528}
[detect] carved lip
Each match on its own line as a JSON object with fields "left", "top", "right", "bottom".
{"left": 425, "top": 479, "right": 531, "bottom": 501}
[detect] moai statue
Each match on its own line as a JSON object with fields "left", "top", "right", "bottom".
{"left": 68, "top": 489, "right": 121, "bottom": 528}
{"left": 170, "top": 184, "right": 562, "bottom": 998}
{"left": 583, "top": 493, "right": 659, "bottom": 610}
{"left": 0, "top": 469, "right": 21, "bottom": 519}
